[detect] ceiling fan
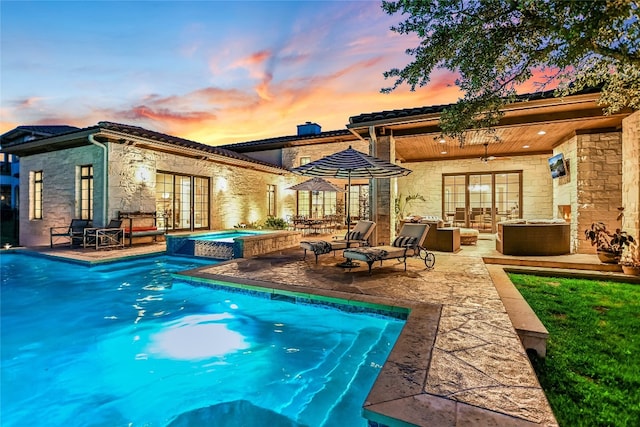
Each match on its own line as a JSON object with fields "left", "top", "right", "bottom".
{"left": 480, "top": 142, "right": 496, "bottom": 162}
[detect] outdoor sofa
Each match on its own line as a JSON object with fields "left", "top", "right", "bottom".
{"left": 496, "top": 219, "right": 570, "bottom": 256}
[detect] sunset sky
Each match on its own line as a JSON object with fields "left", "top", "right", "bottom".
{"left": 0, "top": 0, "right": 466, "bottom": 146}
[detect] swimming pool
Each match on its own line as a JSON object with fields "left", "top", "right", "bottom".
{"left": 1, "top": 253, "right": 405, "bottom": 426}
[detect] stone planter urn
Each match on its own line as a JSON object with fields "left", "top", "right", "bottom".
{"left": 597, "top": 250, "right": 621, "bottom": 264}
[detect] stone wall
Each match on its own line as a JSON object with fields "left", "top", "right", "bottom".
{"left": 371, "top": 136, "right": 395, "bottom": 246}
{"left": 575, "top": 131, "right": 623, "bottom": 254}
{"left": 108, "top": 144, "right": 295, "bottom": 230}
{"left": 622, "top": 111, "right": 640, "bottom": 240}
{"left": 236, "top": 231, "right": 301, "bottom": 258}
{"left": 19, "top": 145, "right": 103, "bottom": 247}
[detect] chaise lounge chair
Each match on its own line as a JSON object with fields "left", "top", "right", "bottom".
{"left": 342, "top": 223, "right": 433, "bottom": 274}
{"left": 300, "top": 220, "right": 376, "bottom": 263}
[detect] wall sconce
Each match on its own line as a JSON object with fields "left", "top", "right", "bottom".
{"left": 135, "top": 165, "right": 152, "bottom": 185}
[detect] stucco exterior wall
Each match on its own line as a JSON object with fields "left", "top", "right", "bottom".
{"left": 18, "top": 145, "right": 104, "bottom": 247}
{"left": 575, "top": 131, "right": 623, "bottom": 254}
{"left": 622, "top": 111, "right": 640, "bottom": 240}
{"left": 398, "top": 154, "right": 554, "bottom": 220}
{"left": 282, "top": 140, "right": 367, "bottom": 169}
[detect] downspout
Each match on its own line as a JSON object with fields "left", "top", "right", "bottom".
{"left": 88, "top": 134, "right": 108, "bottom": 226}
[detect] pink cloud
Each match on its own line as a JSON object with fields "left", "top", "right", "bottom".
{"left": 119, "top": 105, "right": 217, "bottom": 124}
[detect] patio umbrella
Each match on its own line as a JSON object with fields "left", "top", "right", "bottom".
{"left": 290, "top": 146, "right": 412, "bottom": 228}
{"left": 288, "top": 177, "right": 345, "bottom": 218}
{"left": 287, "top": 177, "right": 344, "bottom": 193}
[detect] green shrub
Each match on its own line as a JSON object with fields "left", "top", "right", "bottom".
{"left": 263, "top": 216, "right": 287, "bottom": 230}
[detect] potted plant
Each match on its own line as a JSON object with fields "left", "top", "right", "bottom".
{"left": 620, "top": 238, "right": 640, "bottom": 275}
{"left": 584, "top": 222, "right": 634, "bottom": 264}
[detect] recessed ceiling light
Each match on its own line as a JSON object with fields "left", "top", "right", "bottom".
{"left": 523, "top": 145, "right": 530, "bottom": 149}
{"left": 537, "top": 130, "right": 546, "bottom": 135}
{"left": 439, "top": 138, "right": 446, "bottom": 143}
{"left": 441, "top": 151, "right": 447, "bottom": 155}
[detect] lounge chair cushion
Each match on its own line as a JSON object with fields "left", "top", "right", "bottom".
{"left": 393, "top": 236, "right": 417, "bottom": 247}
{"left": 343, "top": 247, "right": 388, "bottom": 262}
{"left": 124, "top": 226, "right": 158, "bottom": 233}
{"left": 300, "top": 240, "right": 332, "bottom": 255}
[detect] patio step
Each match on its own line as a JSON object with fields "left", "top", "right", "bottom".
{"left": 483, "top": 255, "right": 622, "bottom": 272}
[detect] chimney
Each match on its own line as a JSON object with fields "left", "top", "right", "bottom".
{"left": 297, "top": 122, "right": 321, "bottom": 136}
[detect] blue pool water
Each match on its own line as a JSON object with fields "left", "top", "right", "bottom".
{"left": 191, "top": 230, "right": 266, "bottom": 242}
{"left": 1, "top": 253, "right": 405, "bottom": 426}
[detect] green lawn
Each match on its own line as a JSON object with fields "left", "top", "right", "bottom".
{"left": 508, "top": 274, "right": 640, "bottom": 427}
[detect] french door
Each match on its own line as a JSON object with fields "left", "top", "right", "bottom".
{"left": 156, "top": 172, "right": 210, "bottom": 231}
{"left": 443, "top": 171, "right": 521, "bottom": 233}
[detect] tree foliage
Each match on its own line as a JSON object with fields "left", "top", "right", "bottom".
{"left": 381, "top": 0, "right": 640, "bottom": 146}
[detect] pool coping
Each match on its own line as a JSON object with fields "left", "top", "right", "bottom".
{"left": 177, "top": 264, "right": 542, "bottom": 427}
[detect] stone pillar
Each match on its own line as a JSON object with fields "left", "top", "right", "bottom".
{"left": 622, "top": 111, "right": 640, "bottom": 240}
{"left": 575, "top": 131, "right": 623, "bottom": 253}
{"left": 370, "top": 133, "right": 395, "bottom": 246}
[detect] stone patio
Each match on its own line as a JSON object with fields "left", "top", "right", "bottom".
{"left": 180, "top": 243, "right": 558, "bottom": 426}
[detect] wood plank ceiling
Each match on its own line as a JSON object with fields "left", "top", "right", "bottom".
{"left": 347, "top": 93, "right": 631, "bottom": 163}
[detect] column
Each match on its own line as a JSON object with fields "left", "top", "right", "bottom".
{"left": 370, "top": 133, "right": 396, "bottom": 246}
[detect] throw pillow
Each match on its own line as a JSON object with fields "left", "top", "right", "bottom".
{"left": 392, "top": 236, "right": 417, "bottom": 247}
{"left": 345, "top": 231, "right": 362, "bottom": 240}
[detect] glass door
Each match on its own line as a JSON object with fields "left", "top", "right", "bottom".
{"left": 175, "top": 175, "right": 191, "bottom": 230}
{"left": 468, "top": 174, "right": 493, "bottom": 231}
{"left": 443, "top": 171, "right": 521, "bottom": 233}
{"left": 156, "top": 172, "right": 210, "bottom": 231}
{"left": 443, "top": 175, "right": 466, "bottom": 226}
{"left": 495, "top": 173, "right": 520, "bottom": 222}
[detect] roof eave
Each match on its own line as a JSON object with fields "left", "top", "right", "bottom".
{"left": 1, "top": 128, "right": 98, "bottom": 155}
{"left": 97, "top": 129, "right": 288, "bottom": 175}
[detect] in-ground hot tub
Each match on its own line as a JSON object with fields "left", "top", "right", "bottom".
{"left": 166, "top": 230, "right": 301, "bottom": 259}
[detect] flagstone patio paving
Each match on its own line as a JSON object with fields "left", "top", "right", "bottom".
{"left": 186, "top": 247, "right": 558, "bottom": 426}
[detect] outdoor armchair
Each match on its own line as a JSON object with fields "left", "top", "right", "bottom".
{"left": 83, "top": 219, "right": 124, "bottom": 249}
{"left": 50, "top": 219, "right": 92, "bottom": 248}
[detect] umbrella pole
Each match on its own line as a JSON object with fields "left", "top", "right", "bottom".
{"left": 337, "top": 171, "right": 360, "bottom": 268}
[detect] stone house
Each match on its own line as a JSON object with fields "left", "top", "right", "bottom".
{"left": 2, "top": 90, "right": 638, "bottom": 252}
{"left": 225, "top": 90, "right": 639, "bottom": 253}
{"left": 1, "top": 122, "right": 294, "bottom": 247}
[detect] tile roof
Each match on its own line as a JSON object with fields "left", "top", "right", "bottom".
{"left": 97, "top": 121, "right": 286, "bottom": 171}
{"left": 15, "top": 125, "right": 81, "bottom": 135}
{"left": 219, "top": 129, "right": 353, "bottom": 152}
{"left": 348, "top": 87, "right": 602, "bottom": 125}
